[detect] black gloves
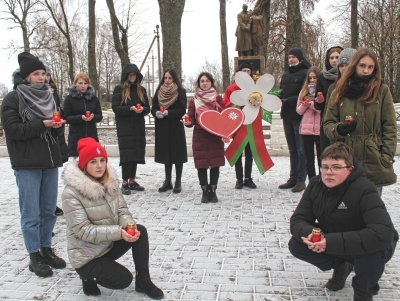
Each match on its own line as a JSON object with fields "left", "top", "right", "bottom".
{"left": 337, "top": 121, "right": 357, "bottom": 136}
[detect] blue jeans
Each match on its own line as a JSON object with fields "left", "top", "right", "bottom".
{"left": 14, "top": 168, "right": 58, "bottom": 253}
{"left": 283, "top": 119, "right": 307, "bottom": 183}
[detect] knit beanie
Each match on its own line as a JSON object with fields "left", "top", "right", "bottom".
{"left": 238, "top": 61, "right": 252, "bottom": 72}
{"left": 337, "top": 48, "right": 357, "bottom": 67}
{"left": 18, "top": 52, "right": 46, "bottom": 79}
{"left": 288, "top": 48, "right": 304, "bottom": 61}
{"left": 77, "top": 137, "right": 108, "bottom": 170}
{"left": 44, "top": 64, "right": 52, "bottom": 74}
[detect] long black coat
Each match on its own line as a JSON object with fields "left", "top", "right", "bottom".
{"left": 1, "top": 73, "right": 63, "bottom": 170}
{"left": 63, "top": 86, "right": 102, "bottom": 157}
{"left": 151, "top": 89, "right": 188, "bottom": 164}
{"left": 279, "top": 59, "right": 311, "bottom": 120}
{"left": 290, "top": 158, "right": 398, "bottom": 256}
{"left": 112, "top": 84, "right": 149, "bottom": 165}
{"left": 53, "top": 91, "right": 68, "bottom": 163}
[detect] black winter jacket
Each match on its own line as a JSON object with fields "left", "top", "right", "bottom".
{"left": 1, "top": 73, "right": 63, "bottom": 169}
{"left": 112, "top": 64, "right": 150, "bottom": 165}
{"left": 151, "top": 89, "right": 188, "bottom": 164}
{"left": 290, "top": 158, "right": 398, "bottom": 256}
{"left": 279, "top": 59, "right": 311, "bottom": 120}
{"left": 53, "top": 91, "right": 68, "bottom": 163}
{"left": 63, "top": 86, "right": 102, "bottom": 157}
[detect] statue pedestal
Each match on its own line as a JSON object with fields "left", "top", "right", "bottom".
{"left": 234, "top": 56, "right": 265, "bottom": 74}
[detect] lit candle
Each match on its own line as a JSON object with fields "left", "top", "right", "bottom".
{"left": 345, "top": 116, "right": 354, "bottom": 125}
{"left": 136, "top": 104, "right": 141, "bottom": 110}
{"left": 53, "top": 112, "right": 61, "bottom": 122}
{"left": 160, "top": 106, "right": 165, "bottom": 113}
{"left": 126, "top": 222, "right": 136, "bottom": 236}
{"left": 304, "top": 97, "right": 310, "bottom": 103}
{"left": 85, "top": 111, "right": 91, "bottom": 118}
{"left": 311, "top": 228, "right": 322, "bottom": 243}
{"left": 184, "top": 114, "right": 190, "bottom": 123}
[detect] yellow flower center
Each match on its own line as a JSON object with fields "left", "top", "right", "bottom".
{"left": 248, "top": 92, "right": 263, "bottom": 106}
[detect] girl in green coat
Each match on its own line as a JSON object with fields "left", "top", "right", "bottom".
{"left": 324, "top": 48, "right": 397, "bottom": 194}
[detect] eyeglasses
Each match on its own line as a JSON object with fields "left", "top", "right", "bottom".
{"left": 320, "top": 166, "right": 351, "bottom": 173}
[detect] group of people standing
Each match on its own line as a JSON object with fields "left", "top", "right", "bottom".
{"left": 276, "top": 45, "right": 397, "bottom": 300}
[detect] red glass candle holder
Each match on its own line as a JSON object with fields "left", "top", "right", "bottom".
{"left": 311, "top": 228, "right": 322, "bottom": 243}
{"left": 136, "top": 104, "right": 141, "bottom": 109}
{"left": 53, "top": 112, "right": 61, "bottom": 122}
{"left": 184, "top": 114, "right": 190, "bottom": 123}
{"left": 304, "top": 97, "right": 310, "bottom": 103}
{"left": 345, "top": 116, "right": 354, "bottom": 125}
{"left": 160, "top": 106, "right": 165, "bottom": 113}
{"left": 126, "top": 222, "right": 136, "bottom": 236}
{"left": 85, "top": 111, "right": 91, "bottom": 118}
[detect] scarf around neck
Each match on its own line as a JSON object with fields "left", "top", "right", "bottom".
{"left": 322, "top": 66, "right": 338, "bottom": 81}
{"left": 158, "top": 83, "right": 179, "bottom": 109}
{"left": 343, "top": 73, "right": 373, "bottom": 100}
{"left": 193, "top": 87, "right": 221, "bottom": 118}
{"left": 16, "top": 83, "right": 57, "bottom": 143}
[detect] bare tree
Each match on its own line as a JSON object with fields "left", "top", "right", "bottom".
{"left": 88, "top": 0, "right": 98, "bottom": 95}
{"left": 158, "top": 0, "right": 185, "bottom": 79}
{"left": 0, "top": 0, "right": 44, "bottom": 52}
{"left": 219, "top": 0, "right": 230, "bottom": 91}
{"left": 42, "top": 0, "right": 79, "bottom": 83}
{"left": 351, "top": 0, "right": 358, "bottom": 48}
{"left": 285, "top": 0, "right": 301, "bottom": 70}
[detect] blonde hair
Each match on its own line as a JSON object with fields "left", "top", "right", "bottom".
{"left": 299, "top": 66, "right": 321, "bottom": 100}
{"left": 73, "top": 72, "right": 91, "bottom": 86}
{"left": 121, "top": 80, "right": 144, "bottom": 105}
{"left": 83, "top": 165, "right": 110, "bottom": 185}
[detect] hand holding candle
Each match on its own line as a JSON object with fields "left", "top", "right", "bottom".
{"left": 126, "top": 222, "right": 136, "bottom": 236}
{"left": 53, "top": 112, "right": 61, "bottom": 122}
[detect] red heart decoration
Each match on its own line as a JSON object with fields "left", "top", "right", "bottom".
{"left": 198, "top": 108, "right": 245, "bottom": 138}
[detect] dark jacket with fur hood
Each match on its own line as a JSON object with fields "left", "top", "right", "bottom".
{"left": 290, "top": 158, "right": 398, "bottom": 256}
{"left": 62, "top": 160, "right": 135, "bottom": 268}
{"left": 63, "top": 86, "right": 103, "bottom": 157}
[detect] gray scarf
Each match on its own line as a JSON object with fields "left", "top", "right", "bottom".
{"left": 16, "top": 83, "right": 57, "bottom": 143}
{"left": 322, "top": 66, "right": 338, "bottom": 81}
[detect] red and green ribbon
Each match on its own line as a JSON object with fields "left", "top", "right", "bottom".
{"left": 225, "top": 108, "right": 274, "bottom": 174}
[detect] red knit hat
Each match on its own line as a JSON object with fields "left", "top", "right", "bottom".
{"left": 77, "top": 137, "right": 108, "bottom": 170}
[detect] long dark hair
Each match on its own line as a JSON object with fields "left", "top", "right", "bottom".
{"left": 155, "top": 69, "right": 186, "bottom": 105}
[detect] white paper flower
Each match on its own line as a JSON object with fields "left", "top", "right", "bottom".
{"left": 231, "top": 71, "right": 281, "bottom": 125}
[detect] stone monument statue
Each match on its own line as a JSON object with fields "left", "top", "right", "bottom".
{"left": 250, "top": 8, "right": 264, "bottom": 56}
{"left": 235, "top": 4, "right": 253, "bottom": 57}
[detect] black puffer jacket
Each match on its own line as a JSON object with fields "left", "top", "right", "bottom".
{"left": 63, "top": 86, "right": 102, "bottom": 156}
{"left": 279, "top": 59, "right": 311, "bottom": 120}
{"left": 290, "top": 158, "right": 398, "bottom": 256}
{"left": 112, "top": 64, "right": 150, "bottom": 165}
{"left": 1, "top": 73, "right": 63, "bottom": 169}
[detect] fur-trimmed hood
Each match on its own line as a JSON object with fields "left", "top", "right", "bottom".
{"left": 62, "top": 159, "right": 119, "bottom": 201}
{"left": 68, "top": 85, "right": 96, "bottom": 100}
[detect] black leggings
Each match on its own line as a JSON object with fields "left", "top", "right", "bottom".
{"left": 302, "top": 135, "right": 321, "bottom": 180}
{"left": 235, "top": 143, "right": 253, "bottom": 179}
{"left": 75, "top": 224, "right": 149, "bottom": 290}
{"left": 197, "top": 167, "right": 220, "bottom": 186}
{"left": 165, "top": 163, "right": 183, "bottom": 181}
{"left": 121, "top": 162, "right": 137, "bottom": 180}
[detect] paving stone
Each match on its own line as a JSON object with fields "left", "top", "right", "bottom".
{"left": 0, "top": 156, "right": 399, "bottom": 300}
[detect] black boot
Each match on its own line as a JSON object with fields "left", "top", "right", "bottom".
{"left": 354, "top": 288, "right": 373, "bottom": 301}
{"left": 29, "top": 252, "right": 53, "bottom": 277}
{"left": 82, "top": 279, "right": 101, "bottom": 296}
{"left": 129, "top": 180, "right": 145, "bottom": 191}
{"left": 244, "top": 178, "right": 257, "bottom": 188}
{"left": 325, "top": 261, "right": 353, "bottom": 291}
{"left": 209, "top": 185, "right": 218, "bottom": 203}
{"left": 121, "top": 182, "right": 131, "bottom": 195}
{"left": 235, "top": 179, "right": 243, "bottom": 189}
{"left": 135, "top": 270, "right": 164, "bottom": 299}
{"left": 173, "top": 180, "right": 182, "bottom": 193}
{"left": 39, "top": 247, "right": 66, "bottom": 269}
{"left": 158, "top": 179, "right": 173, "bottom": 192}
{"left": 201, "top": 186, "right": 209, "bottom": 203}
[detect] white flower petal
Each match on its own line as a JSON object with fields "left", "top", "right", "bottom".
{"left": 260, "top": 94, "right": 282, "bottom": 112}
{"left": 231, "top": 90, "right": 250, "bottom": 106}
{"left": 255, "top": 74, "right": 275, "bottom": 94}
{"left": 234, "top": 71, "right": 255, "bottom": 94}
{"left": 242, "top": 105, "right": 259, "bottom": 125}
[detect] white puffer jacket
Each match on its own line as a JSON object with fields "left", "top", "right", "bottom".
{"left": 62, "top": 160, "right": 135, "bottom": 268}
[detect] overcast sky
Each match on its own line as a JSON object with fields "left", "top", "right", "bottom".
{"left": 0, "top": 0, "right": 331, "bottom": 91}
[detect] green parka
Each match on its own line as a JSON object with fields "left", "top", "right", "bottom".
{"left": 324, "top": 84, "right": 397, "bottom": 187}
{"left": 62, "top": 160, "right": 135, "bottom": 269}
